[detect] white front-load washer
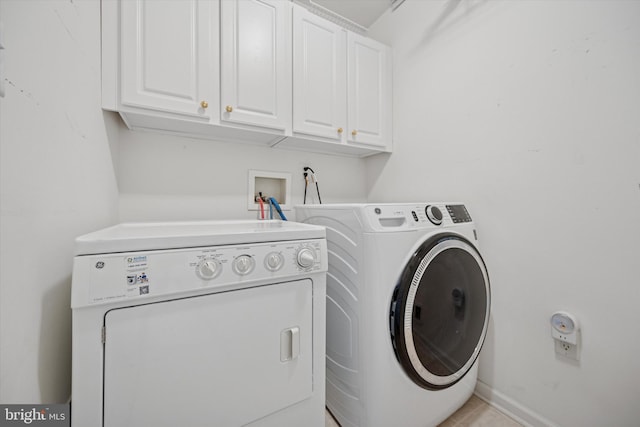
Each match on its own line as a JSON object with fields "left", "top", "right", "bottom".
{"left": 71, "top": 220, "right": 327, "bottom": 427}
{"left": 296, "top": 203, "right": 491, "bottom": 427}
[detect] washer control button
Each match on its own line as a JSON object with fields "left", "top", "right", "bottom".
{"left": 296, "top": 247, "right": 316, "bottom": 269}
{"left": 232, "top": 255, "right": 255, "bottom": 276}
{"left": 196, "top": 258, "right": 222, "bottom": 280}
{"left": 425, "top": 205, "right": 443, "bottom": 225}
{"left": 265, "top": 252, "right": 284, "bottom": 271}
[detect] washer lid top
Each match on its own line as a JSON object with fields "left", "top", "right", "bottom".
{"left": 74, "top": 220, "right": 325, "bottom": 255}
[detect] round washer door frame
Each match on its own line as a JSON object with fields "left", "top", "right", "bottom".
{"left": 390, "top": 233, "right": 491, "bottom": 390}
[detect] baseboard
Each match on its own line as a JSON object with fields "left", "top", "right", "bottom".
{"left": 474, "top": 381, "right": 559, "bottom": 427}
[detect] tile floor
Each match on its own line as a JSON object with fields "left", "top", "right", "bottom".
{"left": 325, "top": 409, "right": 340, "bottom": 427}
{"left": 324, "top": 395, "right": 524, "bottom": 427}
{"left": 436, "top": 395, "right": 523, "bottom": 427}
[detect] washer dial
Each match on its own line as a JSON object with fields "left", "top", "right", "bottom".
{"left": 196, "top": 258, "right": 222, "bottom": 280}
{"left": 232, "top": 255, "right": 255, "bottom": 276}
{"left": 425, "top": 205, "right": 444, "bottom": 225}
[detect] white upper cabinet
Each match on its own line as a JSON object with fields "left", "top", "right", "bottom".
{"left": 119, "top": 0, "right": 217, "bottom": 119}
{"left": 292, "top": 6, "right": 347, "bottom": 141}
{"left": 288, "top": 5, "right": 391, "bottom": 154}
{"left": 102, "top": 0, "right": 392, "bottom": 156}
{"left": 347, "top": 32, "right": 392, "bottom": 149}
{"left": 220, "top": 0, "right": 291, "bottom": 132}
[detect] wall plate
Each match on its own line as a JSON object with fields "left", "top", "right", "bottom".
{"left": 248, "top": 170, "right": 291, "bottom": 212}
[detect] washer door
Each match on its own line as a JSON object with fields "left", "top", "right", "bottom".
{"left": 390, "top": 233, "right": 490, "bottom": 390}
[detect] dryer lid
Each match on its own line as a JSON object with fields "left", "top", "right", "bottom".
{"left": 74, "top": 220, "right": 325, "bottom": 255}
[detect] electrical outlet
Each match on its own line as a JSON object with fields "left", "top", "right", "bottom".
{"left": 555, "top": 339, "right": 579, "bottom": 361}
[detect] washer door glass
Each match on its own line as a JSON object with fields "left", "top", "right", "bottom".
{"left": 390, "top": 234, "right": 490, "bottom": 390}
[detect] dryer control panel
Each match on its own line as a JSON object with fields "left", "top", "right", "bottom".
{"left": 72, "top": 238, "right": 327, "bottom": 308}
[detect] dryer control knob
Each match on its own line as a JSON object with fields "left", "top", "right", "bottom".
{"left": 265, "top": 252, "right": 284, "bottom": 271}
{"left": 296, "top": 248, "right": 316, "bottom": 269}
{"left": 196, "top": 258, "right": 221, "bottom": 280}
{"left": 233, "top": 255, "right": 255, "bottom": 276}
{"left": 425, "top": 205, "right": 443, "bottom": 225}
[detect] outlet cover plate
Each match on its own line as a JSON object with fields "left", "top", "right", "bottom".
{"left": 555, "top": 340, "right": 579, "bottom": 361}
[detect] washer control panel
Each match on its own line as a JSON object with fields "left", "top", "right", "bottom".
{"left": 78, "top": 238, "right": 326, "bottom": 306}
{"left": 446, "top": 204, "right": 472, "bottom": 223}
{"left": 365, "top": 203, "right": 472, "bottom": 230}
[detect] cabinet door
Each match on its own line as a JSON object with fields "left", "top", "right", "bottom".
{"left": 120, "top": 0, "right": 217, "bottom": 119}
{"left": 292, "top": 6, "right": 347, "bottom": 141}
{"left": 347, "top": 32, "right": 392, "bottom": 149}
{"left": 220, "top": 0, "right": 291, "bottom": 132}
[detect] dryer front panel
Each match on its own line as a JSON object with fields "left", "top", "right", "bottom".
{"left": 390, "top": 234, "right": 490, "bottom": 390}
{"left": 102, "top": 279, "right": 313, "bottom": 426}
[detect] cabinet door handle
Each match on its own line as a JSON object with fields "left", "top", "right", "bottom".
{"left": 337, "top": 127, "right": 343, "bottom": 134}
{"left": 225, "top": 105, "right": 233, "bottom": 113}
{"left": 200, "top": 101, "right": 208, "bottom": 109}
{"left": 352, "top": 130, "right": 358, "bottom": 136}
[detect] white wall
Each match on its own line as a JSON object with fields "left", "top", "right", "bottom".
{"left": 0, "top": 0, "right": 366, "bottom": 404}
{"left": 116, "top": 123, "right": 367, "bottom": 222}
{"left": 368, "top": 1, "right": 640, "bottom": 426}
{"left": 0, "top": 1, "right": 119, "bottom": 403}
{"left": 3, "top": 1, "right": 638, "bottom": 421}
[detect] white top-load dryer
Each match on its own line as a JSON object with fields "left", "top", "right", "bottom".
{"left": 71, "top": 220, "right": 327, "bottom": 427}
{"left": 296, "top": 203, "right": 491, "bottom": 427}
